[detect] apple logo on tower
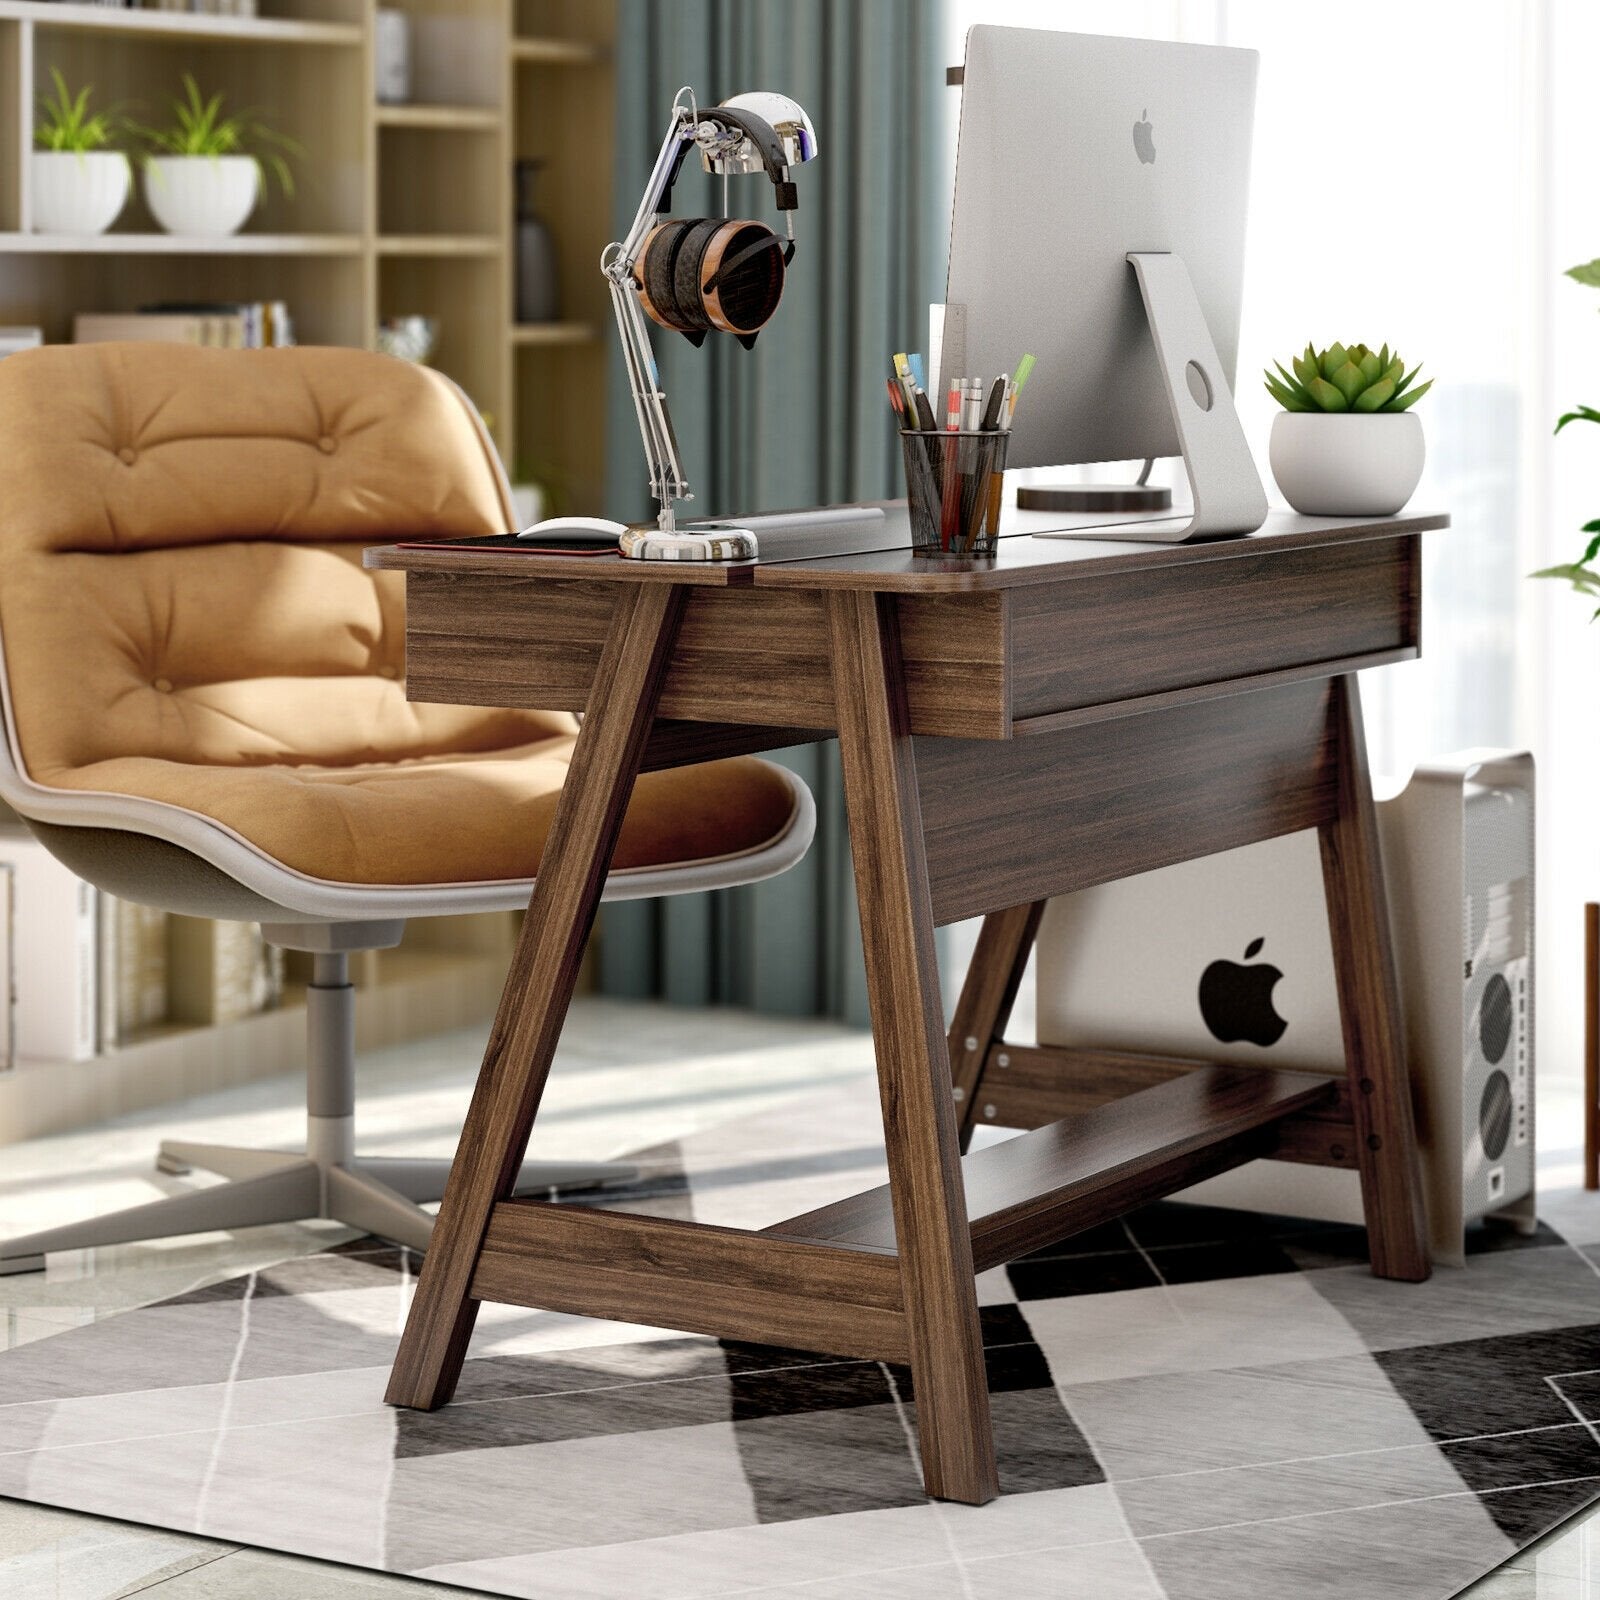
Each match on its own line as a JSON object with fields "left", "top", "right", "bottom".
{"left": 1198, "top": 937, "right": 1288, "bottom": 1047}
{"left": 1132, "top": 109, "right": 1156, "bottom": 165}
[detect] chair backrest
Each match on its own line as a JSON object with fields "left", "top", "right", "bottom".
{"left": 0, "top": 343, "right": 543, "bottom": 791}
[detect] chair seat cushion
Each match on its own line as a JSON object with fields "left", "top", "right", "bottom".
{"left": 46, "top": 737, "right": 799, "bottom": 886}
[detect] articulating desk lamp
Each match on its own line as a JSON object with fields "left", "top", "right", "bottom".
{"left": 517, "top": 86, "right": 817, "bottom": 562}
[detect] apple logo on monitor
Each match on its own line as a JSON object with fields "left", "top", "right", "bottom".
{"left": 1132, "top": 109, "right": 1156, "bottom": 165}
{"left": 1198, "top": 937, "right": 1287, "bottom": 1047}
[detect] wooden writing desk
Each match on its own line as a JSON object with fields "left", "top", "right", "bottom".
{"left": 368, "top": 504, "right": 1444, "bottom": 1506}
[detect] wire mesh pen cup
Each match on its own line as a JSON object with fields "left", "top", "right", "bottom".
{"left": 900, "top": 429, "right": 1010, "bottom": 558}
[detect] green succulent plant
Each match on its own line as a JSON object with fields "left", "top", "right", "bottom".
{"left": 35, "top": 68, "right": 123, "bottom": 154}
{"left": 1530, "top": 260, "right": 1600, "bottom": 613}
{"left": 128, "top": 73, "right": 301, "bottom": 199}
{"left": 1264, "top": 342, "right": 1433, "bottom": 415}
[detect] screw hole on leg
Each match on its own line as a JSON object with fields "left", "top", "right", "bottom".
{"left": 1367, "top": 1134, "right": 1383, "bottom": 1151}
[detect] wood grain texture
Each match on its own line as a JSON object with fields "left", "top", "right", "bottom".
{"left": 1317, "top": 674, "right": 1431, "bottom": 1281}
{"left": 828, "top": 588, "right": 997, "bottom": 1505}
{"left": 1008, "top": 536, "right": 1416, "bottom": 722}
{"left": 403, "top": 572, "right": 1009, "bottom": 738}
{"left": 769, "top": 1066, "right": 1338, "bottom": 1272}
{"left": 470, "top": 1203, "right": 909, "bottom": 1362}
{"left": 917, "top": 679, "right": 1340, "bottom": 926}
{"left": 385, "top": 583, "right": 688, "bottom": 1411}
{"left": 641, "top": 721, "right": 819, "bottom": 771}
{"left": 1587, "top": 904, "right": 1598, "bottom": 1192}
{"left": 967, "top": 1045, "right": 1359, "bottom": 1170}
{"left": 1008, "top": 647, "right": 1417, "bottom": 739}
{"left": 946, "top": 903, "right": 1045, "bottom": 1151}
{"left": 366, "top": 508, "right": 1450, "bottom": 593}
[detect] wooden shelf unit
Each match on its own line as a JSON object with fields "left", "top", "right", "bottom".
{"left": 0, "top": 0, "right": 618, "bottom": 506}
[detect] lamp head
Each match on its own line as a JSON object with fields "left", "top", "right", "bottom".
{"left": 702, "top": 91, "right": 818, "bottom": 174}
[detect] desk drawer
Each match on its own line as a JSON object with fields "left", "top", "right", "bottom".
{"left": 403, "top": 573, "right": 1011, "bottom": 739}
{"left": 1008, "top": 535, "right": 1418, "bottom": 730}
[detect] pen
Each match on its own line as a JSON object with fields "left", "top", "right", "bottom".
{"left": 1008, "top": 352, "right": 1036, "bottom": 422}
{"left": 981, "top": 375, "right": 1007, "bottom": 431}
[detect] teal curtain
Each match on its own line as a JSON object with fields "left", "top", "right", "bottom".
{"left": 599, "top": 0, "right": 949, "bottom": 1023}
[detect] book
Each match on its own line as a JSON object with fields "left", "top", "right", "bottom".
{"left": 167, "top": 917, "right": 283, "bottom": 1026}
{"left": 73, "top": 302, "right": 295, "bottom": 350}
{"left": 75, "top": 313, "right": 243, "bottom": 348}
{"left": 0, "top": 327, "right": 42, "bottom": 360}
{"left": 0, "top": 833, "right": 96, "bottom": 1062}
{"left": 97, "top": 896, "right": 169, "bottom": 1050}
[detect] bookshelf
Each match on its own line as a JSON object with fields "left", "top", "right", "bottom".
{"left": 0, "top": 0, "right": 616, "bottom": 1128}
{"left": 0, "top": 0, "right": 617, "bottom": 501}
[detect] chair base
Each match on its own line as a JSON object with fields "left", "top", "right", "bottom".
{"left": 0, "top": 1142, "right": 639, "bottom": 1275}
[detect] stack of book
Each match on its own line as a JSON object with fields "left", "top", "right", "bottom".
{"left": 143, "top": 2, "right": 260, "bottom": 16}
{"left": 74, "top": 302, "right": 294, "bottom": 349}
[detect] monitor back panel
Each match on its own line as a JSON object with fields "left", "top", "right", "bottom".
{"left": 946, "top": 26, "right": 1258, "bottom": 469}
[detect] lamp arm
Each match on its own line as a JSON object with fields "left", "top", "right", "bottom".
{"left": 603, "top": 93, "right": 701, "bottom": 532}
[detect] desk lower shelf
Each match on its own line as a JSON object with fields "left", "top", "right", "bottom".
{"left": 464, "top": 1065, "right": 1336, "bottom": 1363}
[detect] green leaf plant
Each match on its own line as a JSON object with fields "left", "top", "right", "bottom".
{"left": 1263, "top": 341, "right": 1432, "bottom": 415}
{"left": 35, "top": 68, "right": 123, "bottom": 154}
{"left": 129, "top": 73, "right": 302, "bottom": 199}
{"left": 1531, "top": 264, "right": 1600, "bottom": 616}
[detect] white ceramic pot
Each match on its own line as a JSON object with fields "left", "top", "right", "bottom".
{"left": 1269, "top": 411, "right": 1425, "bottom": 517}
{"left": 143, "top": 155, "right": 260, "bottom": 236}
{"left": 30, "top": 151, "right": 130, "bottom": 236}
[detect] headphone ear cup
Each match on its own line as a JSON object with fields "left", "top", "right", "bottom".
{"left": 635, "top": 219, "right": 690, "bottom": 332}
{"left": 632, "top": 217, "right": 786, "bottom": 339}
{"left": 670, "top": 218, "right": 723, "bottom": 333}
{"left": 698, "top": 221, "right": 784, "bottom": 335}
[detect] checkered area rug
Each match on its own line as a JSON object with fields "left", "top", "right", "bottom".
{"left": 3, "top": 1080, "right": 1600, "bottom": 1599}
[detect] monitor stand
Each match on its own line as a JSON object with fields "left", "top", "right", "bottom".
{"left": 1033, "top": 253, "right": 1268, "bottom": 543}
{"left": 1015, "top": 477, "right": 1172, "bottom": 516}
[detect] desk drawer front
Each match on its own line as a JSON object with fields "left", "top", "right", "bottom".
{"left": 916, "top": 677, "right": 1340, "bottom": 925}
{"left": 403, "top": 573, "right": 1010, "bottom": 738}
{"left": 1009, "top": 535, "right": 1418, "bottom": 727}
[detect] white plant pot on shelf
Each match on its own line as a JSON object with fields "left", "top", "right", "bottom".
{"left": 143, "top": 155, "right": 260, "bottom": 237}
{"left": 30, "top": 151, "right": 130, "bottom": 236}
{"left": 1269, "top": 411, "right": 1425, "bottom": 517}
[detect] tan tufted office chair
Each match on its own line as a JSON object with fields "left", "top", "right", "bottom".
{"left": 0, "top": 343, "right": 814, "bottom": 1274}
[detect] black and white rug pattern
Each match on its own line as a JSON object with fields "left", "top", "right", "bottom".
{"left": 2, "top": 1079, "right": 1600, "bottom": 1600}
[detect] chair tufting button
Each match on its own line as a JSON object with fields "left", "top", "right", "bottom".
{"left": 153, "top": 677, "right": 173, "bottom": 693}
{"left": 117, "top": 447, "right": 137, "bottom": 466}
{"left": 318, "top": 435, "right": 338, "bottom": 454}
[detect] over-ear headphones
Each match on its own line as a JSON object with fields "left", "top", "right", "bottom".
{"left": 632, "top": 217, "right": 786, "bottom": 349}
{"left": 630, "top": 103, "right": 802, "bottom": 349}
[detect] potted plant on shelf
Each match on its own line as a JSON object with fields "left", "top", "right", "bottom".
{"left": 131, "top": 74, "right": 300, "bottom": 237}
{"left": 1263, "top": 341, "right": 1433, "bottom": 515}
{"left": 1532, "top": 260, "right": 1600, "bottom": 612}
{"left": 32, "top": 68, "right": 130, "bottom": 236}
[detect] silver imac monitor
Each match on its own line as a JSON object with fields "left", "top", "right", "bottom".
{"left": 942, "top": 26, "right": 1262, "bottom": 537}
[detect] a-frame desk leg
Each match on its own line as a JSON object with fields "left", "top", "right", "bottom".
{"left": 386, "top": 583, "right": 688, "bottom": 1411}
{"left": 948, "top": 901, "right": 1047, "bottom": 1153}
{"left": 1318, "top": 674, "right": 1431, "bottom": 1283}
{"left": 829, "top": 591, "right": 999, "bottom": 1506}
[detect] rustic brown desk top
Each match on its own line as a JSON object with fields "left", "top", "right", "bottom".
{"left": 365, "top": 505, "right": 1449, "bottom": 592}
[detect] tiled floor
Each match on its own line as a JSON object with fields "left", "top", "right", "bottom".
{"left": 0, "top": 999, "right": 877, "bottom": 1598}
{"left": 0, "top": 993, "right": 1597, "bottom": 1599}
